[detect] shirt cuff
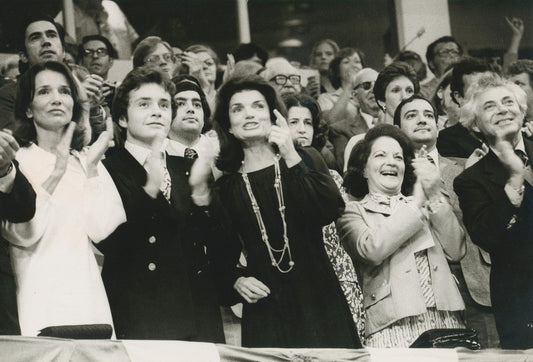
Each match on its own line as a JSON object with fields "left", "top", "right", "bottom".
{"left": 0, "top": 163, "right": 16, "bottom": 193}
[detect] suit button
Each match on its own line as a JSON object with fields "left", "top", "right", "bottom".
{"left": 371, "top": 294, "right": 376, "bottom": 300}
{"left": 148, "top": 236, "right": 156, "bottom": 244}
{"left": 185, "top": 171, "right": 190, "bottom": 176}
{"left": 148, "top": 263, "right": 156, "bottom": 271}
{"left": 433, "top": 265, "right": 438, "bottom": 271}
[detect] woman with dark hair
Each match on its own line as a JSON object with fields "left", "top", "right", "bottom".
{"left": 309, "top": 39, "right": 340, "bottom": 94}
{"left": 211, "top": 75, "right": 362, "bottom": 348}
{"left": 317, "top": 47, "right": 366, "bottom": 125}
{"left": 337, "top": 124, "right": 466, "bottom": 347}
{"left": 2, "top": 61, "right": 122, "bottom": 336}
{"left": 374, "top": 61, "right": 420, "bottom": 124}
{"left": 283, "top": 93, "right": 365, "bottom": 342}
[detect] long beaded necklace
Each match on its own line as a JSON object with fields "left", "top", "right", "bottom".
{"left": 241, "top": 154, "right": 295, "bottom": 273}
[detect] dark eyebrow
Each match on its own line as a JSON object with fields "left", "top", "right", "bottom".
{"left": 176, "top": 97, "right": 201, "bottom": 102}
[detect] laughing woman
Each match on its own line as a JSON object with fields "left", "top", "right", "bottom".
{"left": 211, "top": 76, "right": 362, "bottom": 348}
{"left": 1, "top": 61, "right": 123, "bottom": 336}
{"left": 337, "top": 124, "right": 466, "bottom": 348}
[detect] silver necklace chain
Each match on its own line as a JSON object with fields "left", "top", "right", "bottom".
{"left": 241, "top": 155, "right": 295, "bottom": 273}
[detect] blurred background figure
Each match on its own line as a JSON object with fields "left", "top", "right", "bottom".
{"left": 309, "top": 39, "right": 340, "bottom": 94}
{"left": 421, "top": 36, "right": 463, "bottom": 98}
{"left": 507, "top": 59, "right": 533, "bottom": 122}
{"left": 0, "top": 56, "right": 19, "bottom": 88}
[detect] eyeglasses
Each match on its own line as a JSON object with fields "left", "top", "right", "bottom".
{"left": 145, "top": 53, "right": 174, "bottom": 64}
{"left": 354, "top": 81, "right": 374, "bottom": 91}
{"left": 270, "top": 74, "right": 301, "bottom": 86}
{"left": 435, "top": 49, "right": 461, "bottom": 57}
{"left": 83, "top": 48, "right": 108, "bottom": 58}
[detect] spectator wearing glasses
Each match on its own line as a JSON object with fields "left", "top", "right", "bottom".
{"left": 421, "top": 36, "right": 463, "bottom": 98}
{"left": 317, "top": 48, "right": 366, "bottom": 126}
{"left": 263, "top": 57, "right": 302, "bottom": 97}
{"left": 133, "top": 36, "right": 175, "bottom": 78}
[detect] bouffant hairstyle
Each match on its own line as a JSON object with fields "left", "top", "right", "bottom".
{"left": 328, "top": 47, "right": 366, "bottom": 89}
{"left": 14, "top": 61, "right": 86, "bottom": 151}
{"left": 213, "top": 75, "right": 287, "bottom": 173}
{"left": 343, "top": 124, "right": 416, "bottom": 198}
{"left": 373, "top": 61, "right": 420, "bottom": 111}
{"left": 282, "top": 93, "right": 327, "bottom": 151}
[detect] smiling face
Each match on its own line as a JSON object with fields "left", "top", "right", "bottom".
{"left": 287, "top": 106, "right": 314, "bottom": 146}
{"left": 381, "top": 76, "right": 415, "bottom": 118}
{"left": 364, "top": 136, "right": 405, "bottom": 196}
{"left": 474, "top": 86, "right": 524, "bottom": 145}
{"left": 339, "top": 53, "right": 363, "bottom": 84}
{"left": 171, "top": 90, "right": 204, "bottom": 138}
{"left": 119, "top": 82, "right": 172, "bottom": 148}
{"left": 228, "top": 90, "right": 272, "bottom": 143}
{"left": 24, "top": 21, "right": 64, "bottom": 65}
{"left": 27, "top": 69, "right": 73, "bottom": 133}
{"left": 313, "top": 42, "right": 336, "bottom": 72}
{"left": 353, "top": 70, "right": 379, "bottom": 116}
{"left": 399, "top": 99, "right": 439, "bottom": 150}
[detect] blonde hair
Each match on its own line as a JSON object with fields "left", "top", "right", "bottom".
{"left": 460, "top": 73, "right": 527, "bottom": 131}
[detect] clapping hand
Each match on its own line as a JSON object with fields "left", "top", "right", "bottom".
{"left": 268, "top": 109, "right": 301, "bottom": 167}
{"left": 0, "top": 129, "right": 19, "bottom": 176}
{"left": 86, "top": 117, "right": 115, "bottom": 177}
{"left": 143, "top": 131, "right": 166, "bottom": 199}
{"left": 41, "top": 122, "right": 76, "bottom": 195}
{"left": 412, "top": 145, "right": 441, "bottom": 201}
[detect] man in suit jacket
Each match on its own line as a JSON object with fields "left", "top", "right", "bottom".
{"left": 395, "top": 95, "right": 498, "bottom": 347}
{"left": 96, "top": 67, "right": 225, "bottom": 341}
{"left": 0, "top": 130, "right": 36, "bottom": 334}
{"left": 454, "top": 73, "right": 533, "bottom": 349}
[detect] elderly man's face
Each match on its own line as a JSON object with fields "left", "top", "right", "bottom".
{"left": 269, "top": 66, "right": 302, "bottom": 96}
{"left": 474, "top": 86, "right": 524, "bottom": 144}
{"left": 353, "top": 72, "right": 379, "bottom": 116}
{"left": 24, "top": 21, "right": 64, "bottom": 65}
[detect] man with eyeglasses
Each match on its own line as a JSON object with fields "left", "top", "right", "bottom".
{"left": 79, "top": 35, "right": 117, "bottom": 81}
{"left": 133, "top": 36, "right": 175, "bottom": 78}
{"left": 421, "top": 36, "right": 463, "bottom": 98}
{"left": 263, "top": 58, "right": 302, "bottom": 97}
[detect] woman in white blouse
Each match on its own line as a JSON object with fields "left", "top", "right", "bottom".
{"left": 1, "top": 61, "right": 125, "bottom": 336}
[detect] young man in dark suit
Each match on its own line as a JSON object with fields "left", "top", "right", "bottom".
{"left": 454, "top": 73, "right": 533, "bottom": 349}
{"left": 96, "top": 66, "right": 225, "bottom": 342}
{"left": 0, "top": 130, "right": 36, "bottom": 334}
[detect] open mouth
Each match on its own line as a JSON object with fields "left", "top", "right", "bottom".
{"left": 243, "top": 122, "right": 259, "bottom": 130}
{"left": 380, "top": 170, "right": 398, "bottom": 177}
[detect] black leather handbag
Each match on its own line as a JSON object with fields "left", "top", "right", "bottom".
{"left": 38, "top": 324, "right": 113, "bottom": 339}
{"left": 409, "top": 328, "right": 481, "bottom": 350}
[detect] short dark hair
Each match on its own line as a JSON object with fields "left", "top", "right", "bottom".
{"left": 426, "top": 36, "right": 462, "bottom": 73}
{"left": 17, "top": 14, "right": 66, "bottom": 53}
{"left": 328, "top": 47, "right": 366, "bottom": 89}
{"left": 282, "top": 93, "right": 327, "bottom": 151}
{"left": 507, "top": 59, "right": 533, "bottom": 86}
{"left": 15, "top": 61, "right": 86, "bottom": 151}
{"left": 343, "top": 123, "right": 416, "bottom": 198}
{"left": 393, "top": 94, "right": 438, "bottom": 127}
{"left": 79, "top": 34, "right": 118, "bottom": 60}
{"left": 132, "top": 36, "right": 173, "bottom": 69}
{"left": 233, "top": 43, "right": 269, "bottom": 66}
{"left": 374, "top": 61, "right": 420, "bottom": 109}
{"left": 213, "top": 75, "right": 287, "bottom": 173}
{"left": 431, "top": 69, "right": 453, "bottom": 116}
{"left": 172, "top": 74, "right": 211, "bottom": 132}
{"left": 450, "top": 57, "right": 492, "bottom": 105}
{"left": 112, "top": 66, "right": 177, "bottom": 125}
{"left": 396, "top": 50, "right": 427, "bottom": 82}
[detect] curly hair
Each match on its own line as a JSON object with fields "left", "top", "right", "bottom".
{"left": 374, "top": 61, "right": 420, "bottom": 111}
{"left": 213, "top": 75, "right": 287, "bottom": 173}
{"left": 14, "top": 61, "right": 86, "bottom": 151}
{"left": 343, "top": 124, "right": 416, "bottom": 198}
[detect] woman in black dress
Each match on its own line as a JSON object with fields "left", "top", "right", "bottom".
{"left": 211, "top": 75, "right": 361, "bottom": 348}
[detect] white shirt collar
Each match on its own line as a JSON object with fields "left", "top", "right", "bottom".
{"left": 166, "top": 135, "right": 203, "bottom": 157}
{"left": 360, "top": 111, "right": 374, "bottom": 129}
{"left": 427, "top": 147, "right": 440, "bottom": 168}
{"left": 124, "top": 140, "right": 160, "bottom": 166}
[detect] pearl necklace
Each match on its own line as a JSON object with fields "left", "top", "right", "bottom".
{"left": 241, "top": 154, "right": 295, "bottom": 273}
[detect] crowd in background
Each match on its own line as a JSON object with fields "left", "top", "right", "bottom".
{"left": 0, "top": 0, "right": 532, "bottom": 352}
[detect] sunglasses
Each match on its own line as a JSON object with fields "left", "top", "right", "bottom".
{"left": 354, "top": 81, "right": 374, "bottom": 91}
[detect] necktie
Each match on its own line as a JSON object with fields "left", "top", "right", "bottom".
{"left": 184, "top": 147, "right": 198, "bottom": 160}
{"left": 160, "top": 161, "right": 172, "bottom": 203}
{"left": 515, "top": 149, "right": 529, "bottom": 167}
{"left": 426, "top": 154, "right": 436, "bottom": 165}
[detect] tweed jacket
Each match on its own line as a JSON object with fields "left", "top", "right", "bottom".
{"left": 337, "top": 195, "right": 465, "bottom": 335}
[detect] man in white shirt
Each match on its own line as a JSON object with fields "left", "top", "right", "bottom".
{"left": 395, "top": 94, "right": 499, "bottom": 348}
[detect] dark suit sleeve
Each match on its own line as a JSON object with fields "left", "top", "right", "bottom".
{"left": 0, "top": 83, "right": 17, "bottom": 131}
{"left": 0, "top": 162, "right": 36, "bottom": 223}
{"left": 453, "top": 169, "right": 523, "bottom": 253}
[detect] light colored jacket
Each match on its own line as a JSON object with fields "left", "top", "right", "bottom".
{"left": 337, "top": 195, "right": 465, "bottom": 336}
